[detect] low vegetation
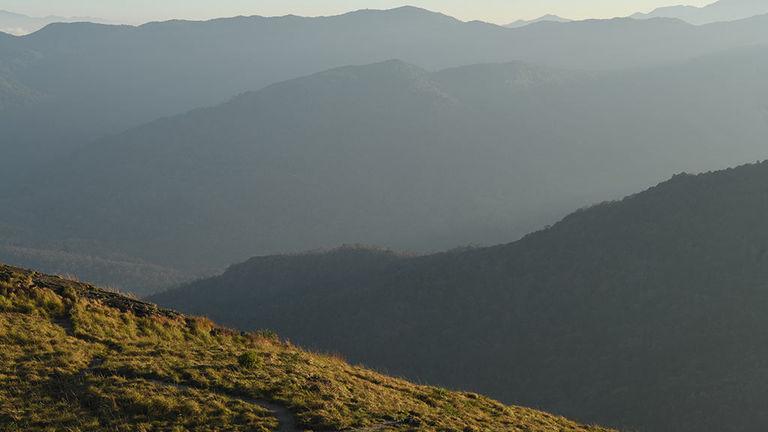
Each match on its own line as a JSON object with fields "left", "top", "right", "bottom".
{"left": 0, "top": 263, "right": 612, "bottom": 432}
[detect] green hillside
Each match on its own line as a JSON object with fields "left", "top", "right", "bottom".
{"left": 152, "top": 160, "right": 768, "bottom": 432}
{"left": 0, "top": 263, "right": 612, "bottom": 432}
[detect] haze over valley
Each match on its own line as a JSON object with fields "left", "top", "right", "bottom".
{"left": 2, "top": 1, "right": 768, "bottom": 431}
{"left": 3, "top": 2, "right": 768, "bottom": 290}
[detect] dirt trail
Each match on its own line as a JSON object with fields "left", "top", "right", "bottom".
{"left": 97, "top": 367, "right": 402, "bottom": 432}
{"left": 55, "top": 308, "right": 400, "bottom": 432}
{"left": 53, "top": 311, "right": 300, "bottom": 432}
{"left": 138, "top": 376, "right": 404, "bottom": 432}
{"left": 83, "top": 357, "right": 302, "bottom": 432}
{"left": 155, "top": 380, "right": 301, "bottom": 432}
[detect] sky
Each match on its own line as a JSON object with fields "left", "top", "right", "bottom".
{"left": 0, "top": 0, "right": 714, "bottom": 24}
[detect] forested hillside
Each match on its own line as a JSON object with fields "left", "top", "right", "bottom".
{"left": 154, "top": 161, "right": 768, "bottom": 432}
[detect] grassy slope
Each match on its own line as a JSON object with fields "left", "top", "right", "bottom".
{"left": 0, "top": 263, "right": 612, "bottom": 432}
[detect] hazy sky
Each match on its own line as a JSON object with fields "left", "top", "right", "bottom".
{"left": 1, "top": 0, "right": 714, "bottom": 24}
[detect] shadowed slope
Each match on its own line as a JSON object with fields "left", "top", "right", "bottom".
{"left": 154, "top": 160, "right": 768, "bottom": 432}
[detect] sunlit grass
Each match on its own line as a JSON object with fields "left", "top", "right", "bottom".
{"left": 0, "top": 264, "right": 614, "bottom": 431}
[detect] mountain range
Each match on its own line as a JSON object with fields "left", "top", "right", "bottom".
{"left": 632, "top": 0, "right": 768, "bottom": 24}
{"left": 3, "top": 3, "right": 768, "bottom": 432}
{"left": 0, "top": 9, "right": 113, "bottom": 35}
{"left": 3, "top": 6, "right": 768, "bottom": 181}
{"left": 3, "top": 5, "right": 768, "bottom": 291}
{"left": 504, "top": 14, "right": 571, "bottom": 28}
{"left": 5, "top": 44, "right": 768, "bottom": 291}
{"left": 152, "top": 159, "right": 768, "bottom": 432}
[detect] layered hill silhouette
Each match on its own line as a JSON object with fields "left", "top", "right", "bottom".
{"left": 632, "top": 0, "right": 768, "bottom": 25}
{"left": 6, "top": 46, "right": 768, "bottom": 290}
{"left": 504, "top": 14, "right": 571, "bottom": 28}
{"left": 0, "top": 10, "right": 113, "bottom": 35}
{"left": 3, "top": 7, "right": 768, "bottom": 181}
{"left": 153, "top": 160, "right": 768, "bottom": 432}
{"left": 0, "top": 263, "right": 614, "bottom": 432}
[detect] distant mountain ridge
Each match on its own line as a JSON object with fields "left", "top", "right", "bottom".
{"left": 0, "top": 9, "right": 114, "bottom": 35}
{"left": 632, "top": 0, "right": 768, "bottom": 24}
{"left": 4, "top": 7, "right": 768, "bottom": 290}
{"left": 3, "top": 6, "right": 768, "bottom": 180}
{"left": 505, "top": 14, "right": 572, "bottom": 28}
{"left": 6, "top": 45, "right": 768, "bottom": 290}
{"left": 153, "top": 160, "right": 768, "bottom": 432}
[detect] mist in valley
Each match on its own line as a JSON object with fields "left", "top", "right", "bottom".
{"left": 1, "top": 1, "right": 768, "bottom": 431}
